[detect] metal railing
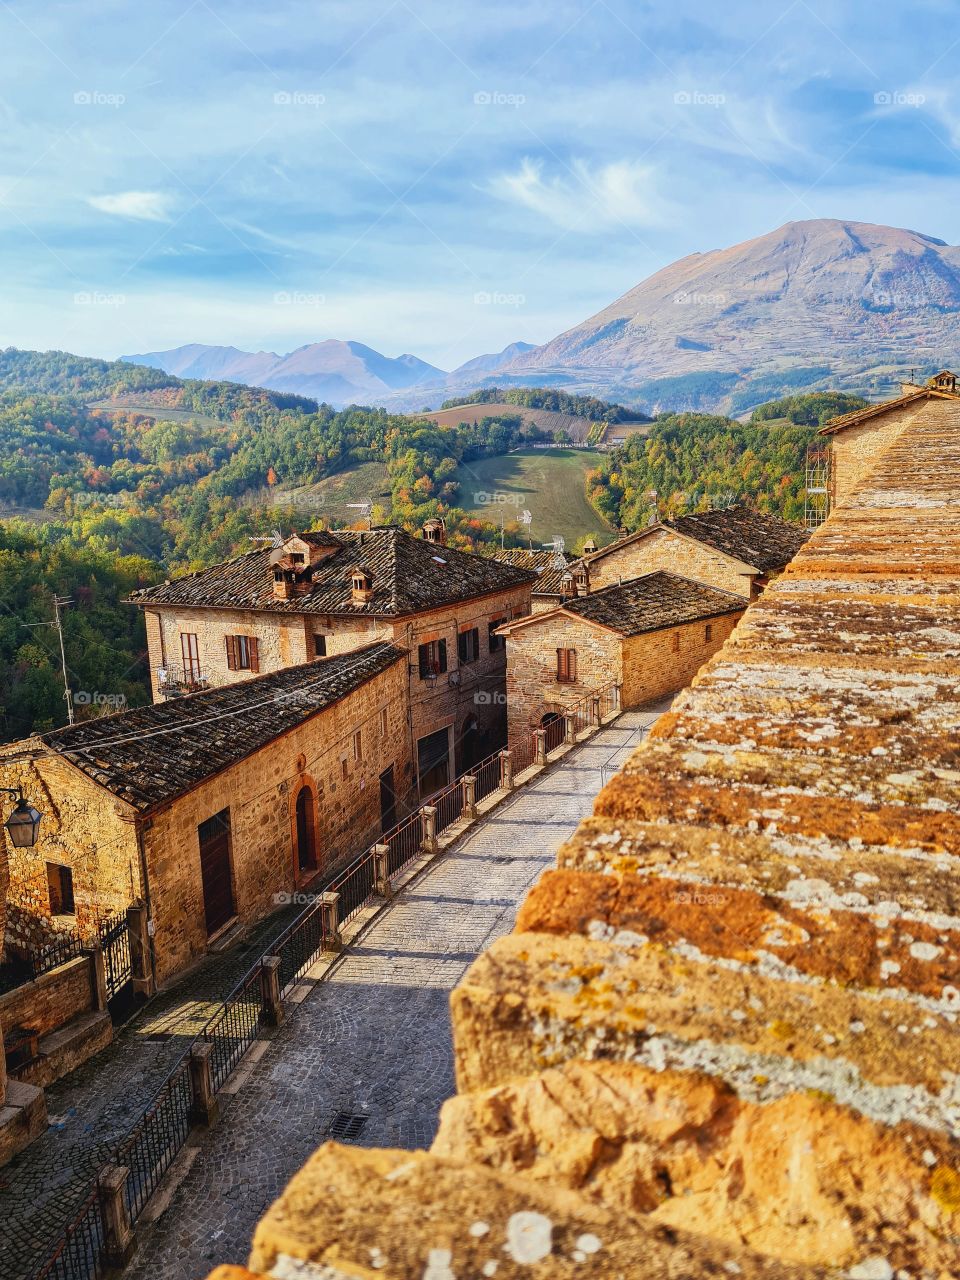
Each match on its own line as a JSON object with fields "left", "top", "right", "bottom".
{"left": 97, "top": 911, "right": 131, "bottom": 1003}
{"left": 156, "top": 664, "right": 212, "bottom": 697}
{"left": 30, "top": 680, "right": 622, "bottom": 1280}
{"left": 543, "top": 715, "right": 566, "bottom": 754}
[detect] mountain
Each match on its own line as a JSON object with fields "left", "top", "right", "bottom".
{"left": 451, "top": 341, "right": 536, "bottom": 377}
{"left": 484, "top": 220, "right": 960, "bottom": 414}
{"left": 123, "top": 340, "right": 446, "bottom": 406}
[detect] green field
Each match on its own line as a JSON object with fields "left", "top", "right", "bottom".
{"left": 88, "top": 399, "right": 226, "bottom": 430}
{"left": 250, "top": 460, "right": 391, "bottom": 522}
{"left": 452, "top": 448, "right": 614, "bottom": 549}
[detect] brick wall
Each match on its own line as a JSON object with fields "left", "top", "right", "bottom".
{"left": 829, "top": 404, "right": 924, "bottom": 506}
{"left": 588, "top": 528, "right": 754, "bottom": 596}
{"left": 142, "top": 653, "right": 413, "bottom": 985}
{"left": 0, "top": 953, "right": 94, "bottom": 1040}
{"left": 504, "top": 608, "right": 744, "bottom": 747}
{"left": 0, "top": 747, "right": 141, "bottom": 943}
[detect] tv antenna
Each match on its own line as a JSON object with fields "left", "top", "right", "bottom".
{"left": 22, "top": 593, "right": 74, "bottom": 725}
{"left": 250, "top": 529, "right": 284, "bottom": 547}
{"left": 542, "top": 534, "right": 567, "bottom": 571}
{"left": 520, "top": 509, "right": 533, "bottom": 549}
{"left": 346, "top": 501, "right": 372, "bottom": 529}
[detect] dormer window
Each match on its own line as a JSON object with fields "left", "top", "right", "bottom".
{"left": 351, "top": 568, "right": 374, "bottom": 604}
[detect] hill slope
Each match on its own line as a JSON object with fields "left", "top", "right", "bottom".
{"left": 426, "top": 220, "right": 960, "bottom": 413}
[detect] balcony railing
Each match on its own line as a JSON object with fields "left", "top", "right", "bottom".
{"left": 156, "top": 665, "right": 212, "bottom": 697}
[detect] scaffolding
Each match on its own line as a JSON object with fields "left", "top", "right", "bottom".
{"left": 804, "top": 445, "right": 831, "bottom": 529}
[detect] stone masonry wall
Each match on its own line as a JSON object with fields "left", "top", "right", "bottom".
{"left": 620, "top": 609, "right": 742, "bottom": 708}
{"left": 0, "top": 746, "right": 141, "bottom": 941}
{"left": 588, "top": 527, "right": 754, "bottom": 596}
{"left": 0, "top": 953, "right": 94, "bottom": 1040}
{"left": 143, "top": 653, "right": 411, "bottom": 985}
{"left": 829, "top": 401, "right": 924, "bottom": 506}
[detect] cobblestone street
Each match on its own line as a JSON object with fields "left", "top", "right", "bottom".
{"left": 126, "top": 708, "right": 666, "bottom": 1278}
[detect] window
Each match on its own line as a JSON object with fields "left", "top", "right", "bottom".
{"left": 341, "top": 758, "right": 349, "bottom": 781}
{"left": 672, "top": 632, "right": 681, "bottom": 653}
{"left": 488, "top": 618, "right": 506, "bottom": 653}
{"left": 418, "top": 638, "right": 448, "bottom": 679}
{"left": 556, "top": 648, "right": 577, "bottom": 683}
{"left": 705, "top": 623, "right": 713, "bottom": 642}
{"left": 417, "top": 726, "right": 451, "bottom": 796}
{"left": 379, "top": 708, "right": 388, "bottom": 737}
{"left": 353, "top": 730, "right": 363, "bottom": 761}
{"left": 181, "top": 632, "right": 200, "bottom": 681}
{"left": 313, "top": 633, "right": 327, "bottom": 658}
{"left": 458, "top": 627, "right": 480, "bottom": 665}
{"left": 225, "top": 634, "right": 260, "bottom": 671}
{"left": 47, "top": 863, "right": 74, "bottom": 916}
{"left": 295, "top": 786, "right": 317, "bottom": 874}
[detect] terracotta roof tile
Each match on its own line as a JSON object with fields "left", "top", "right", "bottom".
{"left": 556, "top": 570, "right": 746, "bottom": 635}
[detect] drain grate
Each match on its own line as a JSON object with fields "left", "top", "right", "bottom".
{"left": 328, "top": 1111, "right": 368, "bottom": 1141}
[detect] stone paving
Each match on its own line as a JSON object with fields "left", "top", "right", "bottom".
{"left": 1, "top": 905, "right": 302, "bottom": 1279}
{"left": 124, "top": 707, "right": 668, "bottom": 1280}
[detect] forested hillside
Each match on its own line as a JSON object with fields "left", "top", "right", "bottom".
{"left": 440, "top": 386, "right": 645, "bottom": 424}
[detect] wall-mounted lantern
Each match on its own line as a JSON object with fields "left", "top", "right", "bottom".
{"left": 1, "top": 787, "right": 43, "bottom": 848}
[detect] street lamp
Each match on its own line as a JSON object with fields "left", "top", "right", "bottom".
{"left": 1, "top": 787, "right": 43, "bottom": 848}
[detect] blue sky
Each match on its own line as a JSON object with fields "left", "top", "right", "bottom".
{"left": 3, "top": 0, "right": 960, "bottom": 368}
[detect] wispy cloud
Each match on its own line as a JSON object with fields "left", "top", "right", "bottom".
{"left": 485, "top": 157, "right": 666, "bottom": 232}
{"left": 87, "top": 191, "right": 175, "bottom": 222}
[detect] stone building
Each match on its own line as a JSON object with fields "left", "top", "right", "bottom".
{"left": 584, "top": 506, "right": 809, "bottom": 598}
{"left": 223, "top": 388, "right": 960, "bottom": 1277}
{"left": 495, "top": 571, "right": 745, "bottom": 748}
{"left": 0, "top": 642, "right": 410, "bottom": 985}
{"left": 819, "top": 367, "right": 960, "bottom": 506}
{"left": 492, "top": 547, "right": 591, "bottom": 613}
{"left": 130, "top": 525, "right": 534, "bottom": 799}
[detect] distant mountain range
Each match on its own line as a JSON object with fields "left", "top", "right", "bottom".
{"left": 127, "top": 220, "right": 960, "bottom": 414}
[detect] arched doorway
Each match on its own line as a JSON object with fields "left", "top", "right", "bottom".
{"left": 295, "top": 785, "right": 318, "bottom": 876}
{"left": 540, "top": 710, "right": 565, "bottom": 754}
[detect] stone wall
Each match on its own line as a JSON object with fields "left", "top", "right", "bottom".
{"left": 143, "top": 652, "right": 412, "bottom": 985}
{"left": 0, "top": 953, "right": 94, "bottom": 1040}
{"left": 828, "top": 401, "right": 924, "bottom": 506}
{"left": 620, "top": 610, "right": 742, "bottom": 707}
{"left": 0, "top": 746, "right": 141, "bottom": 941}
{"left": 588, "top": 527, "right": 754, "bottom": 596}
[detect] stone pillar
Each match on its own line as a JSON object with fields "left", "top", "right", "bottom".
{"left": 421, "top": 805, "right": 438, "bottom": 854}
{"left": 592, "top": 695, "right": 602, "bottom": 726}
{"left": 373, "top": 844, "right": 392, "bottom": 898}
{"left": 260, "top": 955, "right": 284, "bottom": 1027}
{"left": 534, "top": 729, "right": 547, "bottom": 765}
{"left": 189, "top": 1041, "right": 219, "bottom": 1127}
{"left": 127, "top": 901, "right": 155, "bottom": 998}
{"left": 462, "top": 775, "right": 477, "bottom": 822}
{"left": 0, "top": 1012, "right": 6, "bottom": 1106}
{"left": 98, "top": 1164, "right": 135, "bottom": 1265}
{"left": 500, "top": 750, "right": 513, "bottom": 791}
{"left": 320, "top": 891, "right": 342, "bottom": 951}
{"left": 614, "top": 682, "right": 623, "bottom": 712}
{"left": 88, "top": 943, "right": 108, "bottom": 1012}
{"left": 564, "top": 714, "right": 576, "bottom": 745}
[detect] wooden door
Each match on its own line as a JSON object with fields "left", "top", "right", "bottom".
{"left": 198, "top": 809, "right": 235, "bottom": 936}
{"left": 379, "top": 765, "right": 397, "bottom": 832}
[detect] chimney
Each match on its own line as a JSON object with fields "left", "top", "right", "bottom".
{"left": 421, "top": 517, "right": 446, "bottom": 546}
{"left": 351, "top": 568, "right": 374, "bottom": 605}
{"left": 574, "top": 562, "right": 590, "bottom": 596}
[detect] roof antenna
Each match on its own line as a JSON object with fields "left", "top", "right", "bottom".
{"left": 347, "top": 501, "right": 372, "bottom": 531}
{"left": 541, "top": 534, "right": 567, "bottom": 571}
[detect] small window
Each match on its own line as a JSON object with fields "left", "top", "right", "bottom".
{"left": 705, "top": 623, "right": 713, "bottom": 642}
{"left": 379, "top": 708, "right": 388, "bottom": 737}
{"left": 457, "top": 627, "right": 480, "bottom": 665}
{"left": 672, "top": 632, "right": 681, "bottom": 653}
{"left": 47, "top": 863, "right": 75, "bottom": 916}
{"left": 313, "top": 633, "right": 327, "bottom": 658}
{"left": 341, "top": 758, "right": 349, "bottom": 781}
{"left": 488, "top": 618, "right": 506, "bottom": 653}
{"left": 418, "top": 638, "right": 448, "bottom": 679}
{"left": 226, "top": 634, "right": 259, "bottom": 671}
{"left": 353, "top": 730, "right": 362, "bottom": 761}
{"left": 290, "top": 552, "right": 305, "bottom": 563}
{"left": 557, "top": 648, "right": 577, "bottom": 683}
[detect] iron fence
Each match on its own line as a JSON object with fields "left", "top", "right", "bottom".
{"left": 276, "top": 901, "right": 325, "bottom": 996}
{"left": 510, "top": 732, "right": 536, "bottom": 775}
{"left": 117, "top": 1057, "right": 193, "bottom": 1220}
{"left": 33, "top": 1188, "right": 107, "bottom": 1280}
{"left": 543, "top": 715, "right": 566, "bottom": 754}
{"left": 97, "top": 910, "right": 131, "bottom": 1002}
{"left": 473, "top": 751, "right": 502, "bottom": 803}
{"left": 386, "top": 810, "right": 422, "bottom": 874}
{"left": 27, "top": 929, "right": 85, "bottom": 980}
{"left": 204, "top": 964, "right": 265, "bottom": 1092}
{"left": 434, "top": 779, "right": 465, "bottom": 835}
{"left": 330, "top": 851, "right": 376, "bottom": 927}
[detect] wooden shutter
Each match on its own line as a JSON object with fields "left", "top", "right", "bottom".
{"left": 437, "top": 638, "right": 447, "bottom": 673}
{"left": 569, "top": 649, "right": 577, "bottom": 682}
{"left": 225, "top": 635, "right": 237, "bottom": 670}
{"left": 249, "top": 635, "right": 259, "bottom": 672}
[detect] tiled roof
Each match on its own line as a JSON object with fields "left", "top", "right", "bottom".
{"left": 819, "top": 385, "right": 960, "bottom": 435}
{"left": 558, "top": 571, "right": 745, "bottom": 635}
{"left": 493, "top": 548, "right": 574, "bottom": 596}
{"left": 130, "top": 527, "right": 535, "bottom": 616}
{"left": 43, "top": 642, "right": 405, "bottom": 811}
{"left": 585, "top": 506, "right": 809, "bottom": 576}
